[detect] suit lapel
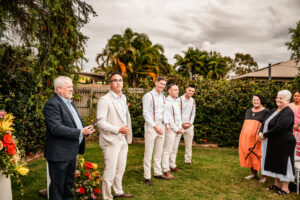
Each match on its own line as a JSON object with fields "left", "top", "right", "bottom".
{"left": 110, "top": 93, "right": 126, "bottom": 124}
{"left": 54, "top": 94, "right": 77, "bottom": 127}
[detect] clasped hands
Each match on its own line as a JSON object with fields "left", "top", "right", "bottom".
{"left": 82, "top": 125, "right": 95, "bottom": 136}
{"left": 258, "top": 132, "right": 265, "bottom": 140}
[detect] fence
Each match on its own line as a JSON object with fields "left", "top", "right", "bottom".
{"left": 74, "top": 84, "right": 144, "bottom": 117}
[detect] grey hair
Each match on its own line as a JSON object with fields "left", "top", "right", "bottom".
{"left": 54, "top": 76, "right": 72, "bottom": 92}
{"left": 277, "top": 90, "right": 292, "bottom": 101}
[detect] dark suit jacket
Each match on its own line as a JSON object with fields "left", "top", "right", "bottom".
{"left": 260, "top": 106, "right": 296, "bottom": 175}
{"left": 43, "top": 93, "right": 85, "bottom": 161}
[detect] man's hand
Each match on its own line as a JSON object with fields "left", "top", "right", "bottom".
{"left": 119, "top": 125, "right": 129, "bottom": 134}
{"left": 82, "top": 125, "right": 95, "bottom": 136}
{"left": 165, "top": 124, "right": 170, "bottom": 133}
{"left": 182, "top": 122, "right": 191, "bottom": 129}
{"left": 154, "top": 125, "right": 163, "bottom": 135}
{"left": 176, "top": 128, "right": 183, "bottom": 134}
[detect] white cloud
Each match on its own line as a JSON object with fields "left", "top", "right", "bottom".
{"left": 82, "top": 0, "right": 300, "bottom": 72}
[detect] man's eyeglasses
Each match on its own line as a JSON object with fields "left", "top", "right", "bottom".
{"left": 110, "top": 79, "right": 123, "bottom": 83}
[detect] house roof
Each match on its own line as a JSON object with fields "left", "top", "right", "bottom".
{"left": 232, "top": 60, "right": 300, "bottom": 80}
{"left": 76, "top": 72, "right": 105, "bottom": 80}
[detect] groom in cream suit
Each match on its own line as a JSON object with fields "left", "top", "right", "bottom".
{"left": 97, "top": 72, "right": 133, "bottom": 200}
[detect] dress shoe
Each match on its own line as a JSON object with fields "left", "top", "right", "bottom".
{"left": 154, "top": 174, "right": 171, "bottom": 180}
{"left": 163, "top": 171, "right": 174, "bottom": 179}
{"left": 145, "top": 179, "right": 152, "bottom": 186}
{"left": 114, "top": 193, "right": 134, "bottom": 198}
{"left": 170, "top": 167, "right": 181, "bottom": 172}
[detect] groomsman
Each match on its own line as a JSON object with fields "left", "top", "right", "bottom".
{"left": 177, "top": 85, "right": 196, "bottom": 165}
{"left": 97, "top": 72, "right": 133, "bottom": 200}
{"left": 162, "top": 83, "right": 183, "bottom": 179}
{"left": 143, "top": 76, "right": 170, "bottom": 186}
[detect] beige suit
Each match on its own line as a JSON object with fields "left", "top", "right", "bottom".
{"left": 97, "top": 92, "right": 132, "bottom": 200}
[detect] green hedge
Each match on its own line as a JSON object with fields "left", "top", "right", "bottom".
{"left": 125, "top": 79, "right": 291, "bottom": 146}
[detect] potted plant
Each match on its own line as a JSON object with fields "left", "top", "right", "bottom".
{"left": 0, "top": 110, "right": 29, "bottom": 199}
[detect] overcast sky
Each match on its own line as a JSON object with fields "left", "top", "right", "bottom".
{"left": 81, "top": 0, "right": 300, "bottom": 72}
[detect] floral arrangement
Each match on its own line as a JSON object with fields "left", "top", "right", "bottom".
{"left": 74, "top": 156, "right": 102, "bottom": 199}
{"left": 0, "top": 110, "right": 29, "bottom": 194}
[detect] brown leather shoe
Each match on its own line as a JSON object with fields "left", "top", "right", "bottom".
{"left": 185, "top": 162, "right": 192, "bottom": 165}
{"left": 170, "top": 167, "right": 181, "bottom": 172}
{"left": 154, "top": 174, "right": 172, "bottom": 180}
{"left": 145, "top": 179, "right": 152, "bottom": 186}
{"left": 114, "top": 193, "right": 134, "bottom": 198}
{"left": 163, "top": 171, "right": 174, "bottom": 179}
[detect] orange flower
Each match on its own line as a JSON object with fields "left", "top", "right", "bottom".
{"left": 85, "top": 162, "right": 93, "bottom": 170}
{"left": 3, "top": 134, "right": 14, "bottom": 147}
{"left": 84, "top": 170, "right": 90, "bottom": 177}
{"left": 7, "top": 143, "right": 16, "bottom": 155}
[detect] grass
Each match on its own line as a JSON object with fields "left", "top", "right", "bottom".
{"left": 12, "top": 142, "right": 299, "bottom": 200}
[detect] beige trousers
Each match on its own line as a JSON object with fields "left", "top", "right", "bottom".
{"left": 101, "top": 139, "right": 128, "bottom": 200}
{"left": 183, "top": 125, "right": 194, "bottom": 164}
{"left": 143, "top": 123, "right": 165, "bottom": 179}
{"left": 169, "top": 132, "right": 183, "bottom": 169}
{"left": 162, "top": 130, "right": 177, "bottom": 172}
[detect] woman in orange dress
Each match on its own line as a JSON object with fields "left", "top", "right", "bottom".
{"left": 239, "top": 95, "right": 269, "bottom": 180}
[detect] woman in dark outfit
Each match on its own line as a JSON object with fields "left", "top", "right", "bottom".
{"left": 259, "top": 90, "right": 296, "bottom": 195}
{"left": 239, "top": 95, "right": 269, "bottom": 180}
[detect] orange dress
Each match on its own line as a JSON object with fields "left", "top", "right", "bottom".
{"left": 239, "top": 108, "right": 269, "bottom": 171}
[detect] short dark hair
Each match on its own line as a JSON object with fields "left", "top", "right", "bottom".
{"left": 110, "top": 72, "right": 122, "bottom": 80}
{"left": 167, "top": 83, "right": 177, "bottom": 90}
{"left": 253, "top": 94, "right": 265, "bottom": 105}
{"left": 187, "top": 84, "right": 196, "bottom": 89}
{"left": 293, "top": 89, "right": 300, "bottom": 95}
{"left": 156, "top": 76, "right": 167, "bottom": 83}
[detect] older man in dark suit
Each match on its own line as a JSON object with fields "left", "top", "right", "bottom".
{"left": 43, "top": 76, "right": 94, "bottom": 200}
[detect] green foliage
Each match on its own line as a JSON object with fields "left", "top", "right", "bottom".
{"left": 227, "top": 53, "right": 258, "bottom": 76}
{"left": 174, "top": 47, "right": 230, "bottom": 80}
{"left": 125, "top": 78, "right": 290, "bottom": 146}
{"left": 0, "top": 1, "right": 96, "bottom": 153}
{"left": 94, "top": 28, "right": 173, "bottom": 87}
{"left": 286, "top": 20, "right": 300, "bottom": 60}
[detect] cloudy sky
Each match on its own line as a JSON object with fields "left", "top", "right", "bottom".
{"left": 81, "top": 0, "right": 300, "bottom": 72}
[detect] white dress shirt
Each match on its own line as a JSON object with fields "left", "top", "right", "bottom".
{"left": 111, "top": 91, "right": 127, "bottom": 124}
{"left": 142, "top": 89, "right": 165, "bottom": 127}
{"left": 165, "top": 96, "right": 182, "bottom": 132}
{"left": 179, "top": 95, "right": 196, "bottom": 124}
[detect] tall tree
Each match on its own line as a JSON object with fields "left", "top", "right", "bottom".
{"left": 95, "top": 28, "right": 171, "bottom": 87}
{"left": 285, "top": 20, "right": 300, "bottom": 60}
{"left": 174, "top": 47, "right": 229, "bottom": 80}
{"left": 228, "top": 53, "right": 258, "bottom": 76}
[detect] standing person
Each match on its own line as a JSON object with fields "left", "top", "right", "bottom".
{"left": 143, "top": 76, "right": 170, "bottom": 186}
{"left": 238, "top": 95, "right": 269, "bottom": 180}
{"left": 97, "top": 72, "right": 133, "bottom": 200}
{"left": 43, "top": 76, "right": 94, "bottom": 200}
{"left": 289, "top": 90, "right": 300, "bottom": 158}
{"left": 179, "top": 85, "right": 196, "bottom": 165}
{"left": 162, "top": 84, "right": 183, "bottom": 179}
{"left": 259, "top": 90, "right": 296, "bottom": 195}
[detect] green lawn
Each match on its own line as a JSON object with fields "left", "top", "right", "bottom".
{"left": 13, "top": 143, "right": 299, "bottom": 200}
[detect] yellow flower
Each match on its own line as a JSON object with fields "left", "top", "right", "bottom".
{"left": 17, "top": 166, "right": 29, "bottom": 176}
{"left": 92, "top": 163, "right": 98, "bottom": 170}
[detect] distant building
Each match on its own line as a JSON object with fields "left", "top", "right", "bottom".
{"left": 77, "top": 72, "right": 105, "bottom": 84}
{"left": 232, "top": 60, "right": 300, "bottom": 81}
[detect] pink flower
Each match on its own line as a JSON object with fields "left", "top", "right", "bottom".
{"left": 0, "top": 111, "right": 5, "bottom": 118}
{"left": 6, "top": 130, "right": 12, "bottom": 135}
{"left": 84, "top": 196, "right": 88, "bottom": 199}
{"left": 76, "top": 188, "right": 80, "bottom": 193}
{"left": 91, "top": 192, "right": 97, "bottom": 199}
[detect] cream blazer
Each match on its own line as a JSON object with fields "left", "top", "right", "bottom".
{"left": 97, "top": 92, "right": 132, "bottom": 146}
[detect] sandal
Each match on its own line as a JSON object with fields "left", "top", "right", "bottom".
{"left": 277, "top": 189, "right": 290, "bottom": 195}
{"left": 267, "top": 185, "right": 281, "bottom": 191}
